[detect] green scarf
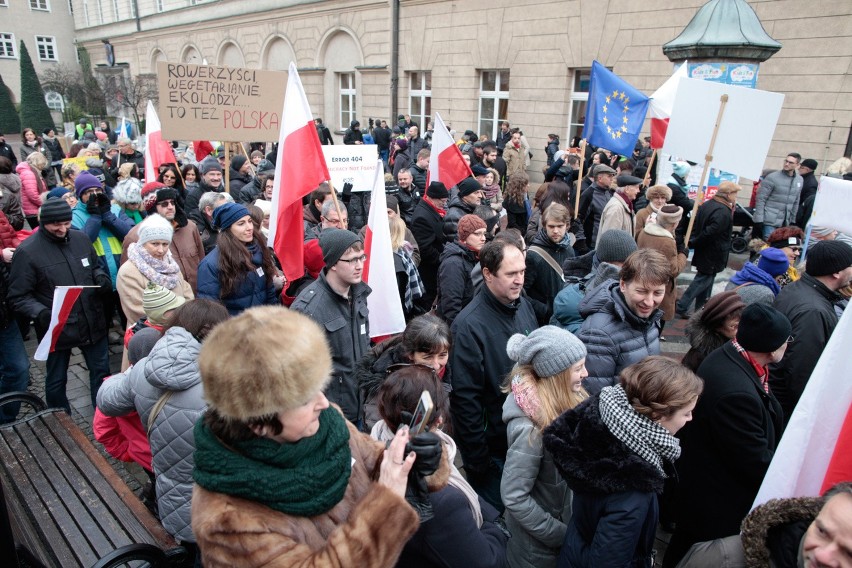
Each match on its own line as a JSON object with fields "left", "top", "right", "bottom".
{"left": 193, "top": 407, "right": 352, "bottom": 517}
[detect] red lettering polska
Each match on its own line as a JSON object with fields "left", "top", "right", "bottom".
{"left": 223, "top": 110, "right": 281, "bottom": 130}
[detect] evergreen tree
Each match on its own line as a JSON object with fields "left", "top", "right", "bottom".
{"left": 18, "top": 40, "right": 54, "bottom": 133}
{"left": 0, "top": 74, "right": 20, "bottom": 134}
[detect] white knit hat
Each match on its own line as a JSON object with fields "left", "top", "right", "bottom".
{"left": 113, "top": 178, "right": 143, "bottom": 205}
{"left": 137, "top": 214, "right": 174, "bottom": 245}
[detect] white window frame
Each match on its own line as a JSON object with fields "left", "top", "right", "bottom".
{"left": 130, "top": 0, "right": 136, "bottom": 17}
{"left": 83, "top": 0, "right": 90, "bottom": 25}
{"left": 568, "top": 69, "right": 591, "bottom": 144}
{"left": 30, "top": 0, "right": 51, "bottom": 11}
{"left": 35, "top": 35, "right": 58, "bottom": 61}
{"left": 478, "top": 70, "right": 510, "bottom": 141}
{"left": 408, "top": 71, "right": 432, "bottom": 131}
{"left": 0, "top": 32, "right": 15, "bottom": 59}
{"left": 45, "top": 91, "right": 65, "bottom": 111}
{"left": 338, "top": 72, "right": 356, "bottom": 131}
{"left": 0, "top": 1, "right": 8, "bottom": 8}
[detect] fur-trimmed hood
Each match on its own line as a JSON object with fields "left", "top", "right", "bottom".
{"left": 356, "top": 336, "right": 407, "bottom": 402}
{"left": 543, "top": 393, "right": 665, "bottom": 495}
{"left": 740, "top": 496, "right": 821, "bottom": 567}
{"left": 685, "top": 312, "right": 729, "bottom": 359}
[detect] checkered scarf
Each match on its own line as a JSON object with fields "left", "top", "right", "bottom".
{"left": 598, "top": 385, "right": 681, "bottom": 474}
{"left": 396, "top": 248, "right": 424, "bottom": 310}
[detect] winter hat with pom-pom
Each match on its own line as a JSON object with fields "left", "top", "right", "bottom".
{"left": 506, "top": 325, "right": 587, "bottom": 378}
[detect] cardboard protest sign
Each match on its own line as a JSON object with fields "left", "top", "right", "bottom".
{"left": 810, "top": 177, "right": 852, "bottom": 235}
{"left": 662, "top": 78, "right": 784, "bottom": 180}
{"left": 157, "top": 61, "right": 287, "bottom": 142}
{"left": 322, "top": 145, "right": 379, "bottom": 192}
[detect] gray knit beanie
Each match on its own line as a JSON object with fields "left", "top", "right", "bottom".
{"left": 596, "top": 229, "right": 638, "bottom": 263}
{"left": 506, "top": 325, "right": 587, "bottom": 378}
{"left": 127, "top": 326, "right": 162, "bottom": 365}
{"left": 319, "top": 228, "right": 362, "bottom": 268}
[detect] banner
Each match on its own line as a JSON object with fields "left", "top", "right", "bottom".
{"left": 62, "top": 156, "right": 90, "bottom": 171}
{"left": 810, "top": 177, "right": 852, "bottom": 235}
{"left": 322, "top": 145, "right": 379, "bottom": 193}
{"left": 688, "top": 62, "right": 759, "bottom": 89}
{"left": 157, "top": 61, "right": 287, "bottom": 142}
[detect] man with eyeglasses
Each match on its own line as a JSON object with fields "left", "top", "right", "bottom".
{"left": 109, "top": 137, "right": 145, "bottom": 180}
{"left": 291, "top": 229, "right": 370, "bottom": 425}
{"left": 771, "top": 239, "right": 852, "bottom": 424}
{"left": 753, "top": 153, "right": 804, "bottom": 240}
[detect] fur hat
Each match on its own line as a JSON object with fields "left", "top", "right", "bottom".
{"left": 596, "top": 229, "right": 638, "bottom": 263}
{"left": 113, "top": 177, "right": 143, "bottom": 205}
{"left": 253, "top": 199, "right": 272, "bottom": 216}
{"left": 507, "top": 325, "right": 587, "bottom": 378}
{"left": 426, "top": 181, "right": 449, "bottom": 199}
{"left": 199, "top": 306, "right": 332, "bottom": 419}
{"left": 646, "top": 185, "right": 673, "bottom": 201}
{"left": 656, "top": 205, "right": 683, "bottom": 228}
{"left": 457, "top": 214, "right": 487, "bottom": 242}
{"left": 456, "top": 177, "right": 482, "bottom": 198}
{"left": 137, "top": 214, "right": 174, "bottom": 245}
{"left": 736, "top": 303, "right": 791, "bottom": 353}
{"left": 39, "top": 199, "right": 73, "bottom": 224}
{"left": 212, "top": 202, "right": 250, "bottom": 231}
{"left": 319, "top": 228, "right": 362, "bottom": 268}
{"left": 142, "top": 282, "right": 186, "bottom": 325}
{"left": 715, "top": 181, "right": 741, "bottom": 196}
{"left": 672, "top": 161, "right": 691, "bottom": 178}
{"left": 757, "top": 248, "right": 790, "bottom": 277}
{"left": 74, "top": 171, "right": 102, "bottom": 197}
{"left": 806, "top": 240, "right": 852, "bottom": 277}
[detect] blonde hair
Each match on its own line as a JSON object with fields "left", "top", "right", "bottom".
{"left": 826, "top": 157, "right": 852, "bottom": 176}
{"left": 542, "top": 202, "right": 571, "bottom": 225}
{"left": 389, "top": 215, "right": 406, "bottom": 251}
{"left": 503, "top": 365, "right": 588, "bottom": 430}
{"left": 26, "top": 151, "right": 48, "bottom": 170}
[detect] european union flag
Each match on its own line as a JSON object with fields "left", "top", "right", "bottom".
{"left": 582, "top": 60, "right": 650, "bottom": 157}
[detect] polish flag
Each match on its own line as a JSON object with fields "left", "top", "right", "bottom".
{"left": 118, "top": 116, "right": 131, "bottom": 139}
{"left": 648, "top": 62, "right": 688, "bottom": 149}
{"left": 34, "top": 286, "right": 88, "bottom": 361}
{"left": 192, "top": 140, "right": 214, "bottom": 163}
{"left": 363, "top": 160, "right": 405, "bottom": 338}
{"left": 144, "top": 101, "right": 176, "bottom": 183}
{"left": 753, "top": 308, "right": 852, "bottom": 508}
{"left": 427, "top": 112, "right": 472, "bottom": 188}
{"left": 269, "top": 62, "right": 330, "bottom": 282}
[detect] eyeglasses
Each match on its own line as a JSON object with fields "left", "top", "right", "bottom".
{"left": 338, "top": 254, "right": 367, "bottom": 266}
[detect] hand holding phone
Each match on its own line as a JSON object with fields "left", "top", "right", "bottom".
{"left": 408, "top": 391, "right": 434, "bottom": 435}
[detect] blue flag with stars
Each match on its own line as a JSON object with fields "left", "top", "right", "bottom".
{"left": 582, "top": 60, "right": 650, "bottom": 156}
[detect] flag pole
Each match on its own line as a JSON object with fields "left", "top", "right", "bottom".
{"left": 224, "top": 144, "right": 230, "bottom": 192}
{"left": 240, "top": 142, "right": 257, "bottom": 177}
{"left": 574, "top": 139, "right": 586, "bottom": 219}
{"left": 683, "top": 94, "right": 730, "bottom": 246}
{"left": 327, "top": 179, "right": 346, "bottom": 228}
{"left": 642, "top": 149, "right": 657, "bottom": 188}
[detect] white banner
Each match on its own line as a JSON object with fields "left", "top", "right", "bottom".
{"left": 322, "top": 145, "right": 379, "bottom": 192}
{"left": 810, "top": 177, "right": 852, "bottom": 235}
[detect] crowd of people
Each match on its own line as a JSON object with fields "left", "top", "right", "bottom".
{"left": 0, "top": 115, "right": 851, "bottom": 568}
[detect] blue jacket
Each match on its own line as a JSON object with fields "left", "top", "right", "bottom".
{"left": 196, "top": 244, "right": 278, "bottom": 315}
{"left": 72, "top": 201, "right": 135, "bottom": 287}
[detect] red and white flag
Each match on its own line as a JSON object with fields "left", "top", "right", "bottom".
{"left": 427, "top": 112, "right": 473, "bottom": 189}
{"left": 648, "top": 62, "right": 688, "bottom": 150}
{"left": 269, "top": 62, "right": 330, "bottom": 282}
{"left": 363, "top": 160, "right": 406, "bottom": 338}
{"left": 753, "top": 308, "right": 852, "bottom": 508}
{"left": 34, "top": 286, "right": 88, "bottom": 361}
{"left": 144, "top": 101, "right": 176, "bottom": 183}
{"left": 192, "top": 140, "right": 214, "bottom": 163}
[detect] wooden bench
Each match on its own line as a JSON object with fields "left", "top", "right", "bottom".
{"left": 0, "top": 393, "right": 185, "bottom": 567}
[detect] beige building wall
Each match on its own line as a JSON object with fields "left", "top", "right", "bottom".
{"left": 0, "top": 0, "right": 80, "bottom": 105}
{"left": 74, "top": 0, "right": 852, "bottom": 181}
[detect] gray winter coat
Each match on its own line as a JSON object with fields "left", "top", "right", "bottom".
{"left": 577, "top": 280, "right": 662, "bottom": 394}
{"left": 753, "top": 170, "right": 803, "bottom": 228}
{"left": 96, "top": 327, "right": 205, "bottom": 543}
{"left": 501, "top": 395, "right": 571, "bottom": 568}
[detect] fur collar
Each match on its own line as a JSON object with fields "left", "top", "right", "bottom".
{"left": 642, "top": 223, "right": 674, "bottom": 239}
{"left": 741, "top": 496, "right": 821, "bottom": 567}
{"left": 543, "top": 394, "right": 665, "bottom": 495}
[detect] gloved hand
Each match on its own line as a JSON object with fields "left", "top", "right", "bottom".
{"left": 86, "top": 196, "right": 101, "bottom": 215}
{"left": 677, "top": 240, "right": 688, "bottom": 256}
{"left": 95, "top": 273, "right": 112, "bottom": 295}
{"left": 752, "top": 222, "right": 764, "bottom": 240}
{"left": 95, "top": 193, "right": 112, "bottom": 215}
{"left": 342, "top": 182, "right": 353, "bottom": 196}
{"left": 37, "top": 309, "right": 52, "bottom": 330}
{"left": 405, "top": 431, "right": 442, "bottom": 478}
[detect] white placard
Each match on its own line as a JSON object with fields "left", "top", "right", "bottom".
{"left": 663, "top": 78, "right": 784, "bottom": 180}
{"left": 810, "top": 177, "right": 852, "bottom": 235}
{"left": 321, "top": 145, "right": 379, "bottom": 192}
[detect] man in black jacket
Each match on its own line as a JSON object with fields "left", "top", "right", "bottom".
{"left": 796, "top": 158, "right": 819, "bottom": 226}
{"left": 314, "top": 118, "right": 334, "bottom": 145}
{"left": 411, "top": 182, "right": 448, "bottom": 310}
{"left": 0, "top": 132, "right": 17, "bottom": 166}
{"left": 373, "top": 119, "right": 392, "bottom": 164}
{"left": 524, "top": 202, "right": 574, "bottom": 324}
{"left": 443, "top": 177, "right": 483, "bottom": 243}
{"left": 676, "top": 181, "right": 740, "bottom": 316}
{"left": 395, "top": 169, "right": 420, "bottom": 225}
{"left": 7, "top": 199, "right": 112, "bottom": 412}
{"left": 450, "top": 238, "right": 537, "bottom": 512}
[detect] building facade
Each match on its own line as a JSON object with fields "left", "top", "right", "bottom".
{"left": 73, "top": 0, "right": 852, "bottom": 181}
{"left": 0, "top": 0, "right": 80, "bottom": 108}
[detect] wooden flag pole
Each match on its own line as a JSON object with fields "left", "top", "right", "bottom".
{"left": 239, "top": 142, "right": 257, "bottom": 177}
{"left": 224, "top": 144, "right": 231, "bottom": 193}
{"left": 326, "top": 179, "right": 346, "bottom": 228}
{"left": 642, "top": 148, "right": 657, "bottom": 188}
{"left": 683, "top": 94, "right": 730, "bottom": 246}
{"left": 574, "top": 139, "right": 586, "bottom": 219}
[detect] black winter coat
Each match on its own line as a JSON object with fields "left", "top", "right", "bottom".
{"left": 343, "top": 128, "right": 363, "bottom": 145}
{"left": 675, "top": 342, "right": 784, "bottom": 545}
{"left": 689, "top": 197, "right": 733, "bottom": 275}
{"left": 396, "top": 185, "right": 421, "bottom": 226}
{"left": 8, "top": 228, "right": 108, "bottom": 350}
{"left": 411, "top": 199, "right": 445, "bottom": 298}
{"left": 543, "top": 394, "right": 666, "bottom": 568}
{"left": 524, "top": 229, "right": 574, "bottom": 325}
{"left": 409, "top": 164, "right": 427, "bottom": 193}
{"left": 373, "top": 126, "right": 392, "bottom": 151}
{"left": 450, "top": 285, "right": 537, "bottom": 473}
{"left": 563, "top": 249, "right": 595, "bottom": 279}
{"left": 442, "top": 198, "right": 477, "bottom": 243}
{"left": 437, "top": 241, "right": 477, "bottom": 326}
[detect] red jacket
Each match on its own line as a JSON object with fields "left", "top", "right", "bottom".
{"left": 93, "top": 373, "right": 153, "bottom": 471}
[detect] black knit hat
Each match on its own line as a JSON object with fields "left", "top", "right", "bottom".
{"left": 806, "top": 240, "right": 852, "bottom": 277}
{"left": 319, "top": 228, "right": 362, "bottom": 268}
{"left": 736, "top": 303, "right": 791, "bottom": 353}
{"left": 456, "top": 177, "right": 482, "bottom": 198}
{"left": 39, "top": 199, "right": 73, "bottom": 224}
{"left": 426, "top": 181, "right": 449, "bottom": 199}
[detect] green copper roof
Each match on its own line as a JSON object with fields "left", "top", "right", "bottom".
{"left": 663, "top": 0, "right": 782, "bottom": 62}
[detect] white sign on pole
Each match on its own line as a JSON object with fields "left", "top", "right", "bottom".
{"left": 810, "top": 177, "right": 852, "bottom": 235}
{"left": 662, "top": 78, "right": 784, "bottom": 180}
{"left": 321, "top": 145, "right": 379, "bottom": 192}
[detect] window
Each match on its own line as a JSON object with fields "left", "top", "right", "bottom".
{"left": 0, "top": 1, "right": 8, "bottom": 7}
{"left": 0, "top": 33, "right": 15, "bottom": 58}
{"left": 156, "top": 0, "right": 164, "bottom": 12}
{"left": 339, "top": 72, "right": 356, "bottom": 131}
{"left": 95, "top": 0, "right": 103, "bottom": 23}
{"left": 36, "top": 36, "right": 58, "bottom": 61}
{"left": 408, "top": 71, "right": 431, "bottom": 131}
{"left": 30, "top": 0, "right": 50, "bottom": 10}
{"left": 567, "top": 69, "right": 591, "bottom": 143}
{"left": 130, "top": 0, "right": 136, "bottom": 17}
{"left": 45, "top": 91, "right": 64, "bottom": 111}
{"left": 83, "top": 0, "right": 90, "bottom": 25}
{"left": 112, "top": 0, "right": 119, "bottom": 19}
{"left": 478, "top": 70, "right": 509, "bottom": 141}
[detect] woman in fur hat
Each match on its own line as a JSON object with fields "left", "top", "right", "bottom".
{"left": 501, "top": 326, "right": 589, "bottom": 568}
{"left": 637, "top": 205, "right": 688, "bottom": 324}
{"left": 634, "top": 184, "right": 672, "bottom": 239}
{"left": 543, "top": 356, "right": 703, "bottom": 568}
{"left": 681, "top": 290, "right": 745, "bottom": 372}
{"left": 191, "top": 307, "right": 445, "bottom": 568}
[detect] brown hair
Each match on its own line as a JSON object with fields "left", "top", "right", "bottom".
{"left": 215, "top": 226, "right": 277, "bottom": 298}
{"left": 619, "top": 356, "right": 703, "bottom": 421}
{"left": 400, "top": 313, "right": 451, "bottom": 357}
{"left": 620, "top": 249, "right": 673, "bottom": 287}
{"left": 767, "top": 225, "right": 804, "bottom": 245}
{"left": 504, "top": 172, "right": 529, "bottom": 206}
{"left": 542, "top": 203, "right": 571, "bottom": 225}
{"left": 480, "top": 238, "right": 523, "bottom": 275}
{"left": 538, "top": 179, "right": 573, "bottom": 216}
{"left": 309, "top": 181, "right": 331, "bottom": 205}
{"left": 164, "top": 298, "right": 230, "bottom": 341}
{"left": 377, "top": 365, "right": 448, "bottom": 432}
